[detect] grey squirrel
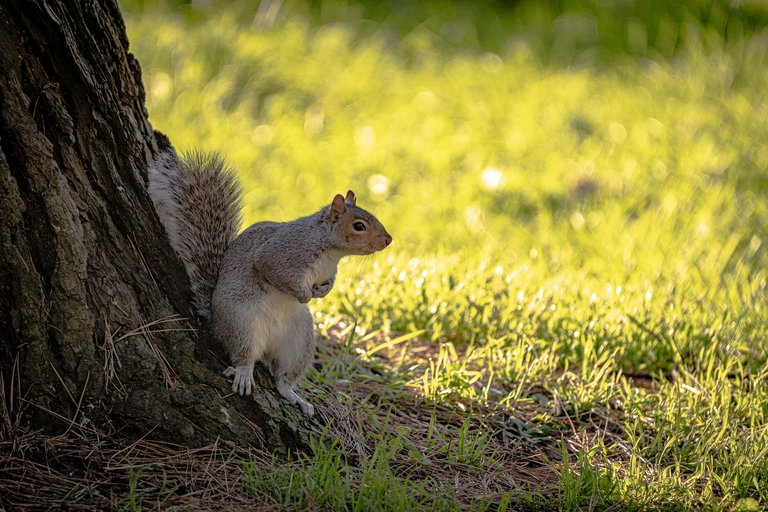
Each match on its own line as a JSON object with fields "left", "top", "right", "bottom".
{"left": 147, "top": 148, "right": 392, "bottom": 416}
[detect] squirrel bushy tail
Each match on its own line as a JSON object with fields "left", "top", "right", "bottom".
{"left": 148, "top": 149, "right": 242, "bottom": 318}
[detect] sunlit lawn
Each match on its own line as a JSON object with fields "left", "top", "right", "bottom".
{"left": 123, "top": 1, "right": 768, "bottom": 509}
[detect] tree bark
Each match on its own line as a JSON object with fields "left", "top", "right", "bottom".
{"left": 0, "top": 0, "right": 310, "bottom": 451}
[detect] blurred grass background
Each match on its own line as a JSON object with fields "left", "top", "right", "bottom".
{"left": 121, "top": 0, "right": 768, "bottom": 357}
{"left": 123, "top": 0, "right": 768, "bottom": 269}
{"left": 120, "top": 1, "right": 768, "bottom": 508}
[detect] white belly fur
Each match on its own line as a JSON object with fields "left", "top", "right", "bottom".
{"left": 250, "top": 288, "right": 304, "bottom": 342}
{"left": 245, "top": 249, "right": 342, "bottom": 352}
{"left": 303, "top": 249, "right": 344, "bottom": 289}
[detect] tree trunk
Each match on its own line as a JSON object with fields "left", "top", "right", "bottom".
{"left": 0, "top": 0, "right": 310, "bottom": 451}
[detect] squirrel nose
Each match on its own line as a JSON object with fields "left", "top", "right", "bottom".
{"left": 384, "top": 234, "right": 392, "bottom": 246}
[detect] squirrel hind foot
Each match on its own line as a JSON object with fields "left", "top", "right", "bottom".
{"left": 225, "top": 365, "right": 255, "bottom": 396}
{"left": 276, "top": 381, "right": 315, "bottom": 416}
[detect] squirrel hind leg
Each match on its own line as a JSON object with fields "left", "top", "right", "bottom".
{"left": 215, "top": 304, "right": 266, "bottom": 396}
{"left": 276, "top": 379, "right": 314, "bottom": 416}
{"left": 267, "top": 309, "right": 316, "bottom": 415}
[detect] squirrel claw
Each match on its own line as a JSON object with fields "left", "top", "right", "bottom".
{"left": 224, "top": 365, "right": 255, "bottom": 396}
{"left": 277, "top": 382, "right": 315, "bottom": 416}
{"left": 298, "top": 400, "right": 314, "bottom": 417}
{"left": 311, "top": 279, "right": 333, "bottom": 299}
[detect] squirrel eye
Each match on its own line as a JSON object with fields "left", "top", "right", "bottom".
{"left": 353, "top": 221, "right": 367, "bottom": 232}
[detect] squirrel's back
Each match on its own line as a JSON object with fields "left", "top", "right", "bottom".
{"left": 148, "top": 149, "right": 243, "bottom": 318}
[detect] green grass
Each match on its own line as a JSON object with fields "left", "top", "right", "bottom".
{"left": 121, "top": 0, "right": 768, "bottom": 509}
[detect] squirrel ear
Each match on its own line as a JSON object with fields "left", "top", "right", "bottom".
{"left": 345, "top": 190, "right": 356, "bottom": 206}
{"left": 330, "top": 194, "right": 346, "bottom": 221}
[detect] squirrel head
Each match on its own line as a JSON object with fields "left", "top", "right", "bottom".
{"left": 324, "top": 190, "right": 392, "bottom": 255}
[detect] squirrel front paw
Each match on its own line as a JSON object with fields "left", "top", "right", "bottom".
{"left": 311, "top": 280, "right": 333, "bottom": 298}
{"left": 224, "top": 365, "right": 255, "bottom": 396}
{"left": 295, "top": 286, "right": 313, "bottom": 304}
